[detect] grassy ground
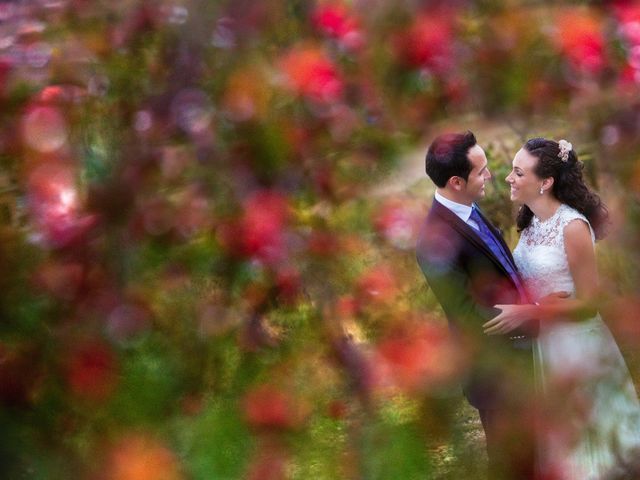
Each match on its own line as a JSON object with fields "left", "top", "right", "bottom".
{"left": 428, "top": 400, "right": 487, "bottom": 480}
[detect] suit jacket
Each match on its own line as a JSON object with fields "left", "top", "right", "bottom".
{"left": 416, "top": 199, "right": 536, "bottom": 409}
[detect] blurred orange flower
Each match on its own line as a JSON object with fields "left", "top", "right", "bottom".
{"left": 104, "top": 434, "right": 183, "bottom": 480}
{"left": 279, "top": 45, "right": 344, "bottom": 104}
{"left": 555, "top": 10, "right": 606, "bottom": 74}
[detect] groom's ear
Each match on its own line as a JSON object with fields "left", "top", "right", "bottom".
{"left": 448, "top": 176, "right": 464, "bottom": 191}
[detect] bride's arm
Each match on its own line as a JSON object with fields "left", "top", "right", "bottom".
{"left": 484, "top": 219, "right": 599, "bottom": 335}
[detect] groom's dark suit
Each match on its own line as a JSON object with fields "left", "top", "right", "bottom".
{"left": 416, "top": 198, "right": 537, "bottom": 478}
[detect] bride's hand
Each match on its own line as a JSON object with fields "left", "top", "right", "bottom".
{"left": 483, "top": 304, "right": 533, "bottom": 335}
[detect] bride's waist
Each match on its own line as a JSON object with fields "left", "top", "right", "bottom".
{"left": 525, "top": 280, "right": 575, "bottom": 301}
{"left": 540, "top": 314, "right": 603, "bottom": 336}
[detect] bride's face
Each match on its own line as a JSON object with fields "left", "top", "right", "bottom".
{"left": 505, "top": 148, "right": 544, "bottom": 204}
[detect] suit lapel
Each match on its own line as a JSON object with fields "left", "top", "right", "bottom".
{"left": 431, "top": 200, "right": 514, "bottom": 277}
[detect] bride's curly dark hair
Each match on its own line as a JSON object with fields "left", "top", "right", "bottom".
{"left": 516, "top": 137, "right": 609, "bottom": 240}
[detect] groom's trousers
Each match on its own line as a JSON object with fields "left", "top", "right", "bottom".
{"left": 478, "top": 407, "right": 537, "bottom": 480}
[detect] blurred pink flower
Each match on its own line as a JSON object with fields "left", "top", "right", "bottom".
{"left": 279, "top": 45, "right": 344, "bottom": 104}
{"left": 27, "top": 163, "right": 98, "bottom": 249}
{"left": 106, "top": 301, "right": 152, "bottom": 343}
{"left": 311, "top": 3, "right": 364, "bottom": 51}
{"left": 616, "top": 3, "right": 640, "bottom": 45}
{"left": 22, "top": 104, "right": 68, "bottom": 153}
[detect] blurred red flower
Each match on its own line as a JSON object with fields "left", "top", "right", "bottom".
{"left": 356, "top": 264, "right": 400, "bottom": 307}
{"left": 275, "top": 266, "right": 302, "bottom": 304}
{"left": 243, "top": 384, "right": 308, "bottom": 430}
{"left": 555, "top": 10, "right": 606, "bottom": 75}
{"left": 394, "top": 13, "right": 455, "bottom": 73}
{"left": 33, "top": 260, "right": 84, "bottom": 301}
{"left": 307, "top": 229, "right": 341, "bottom": 256}
{"left": 279, "top": 45, "right": 344, "bottom": 104}
{"left": 0, "top": 60, "right": 10, "bottom": 97}
{"left": 66, "top": 339, "right": 118, "bottom": 401}
{"left": 245, "top": 442, "right": 290, "bottom": 480}
{"left": 36, "top": 84, "right": 86, "bottom": 104}
{"left": 375, "top": 320, "right": 464, "bottom": 393}
{"left": 0, "top": 343, "right": 43, "bottom": 407}
{"left": 311, "top": 3, "right": 363, "bottom": 51}
{"left": 327, "top": 399, "right": 348, "bottom": 419}
{"left": 373, "top": 198, "right": 421, "bottom": 249}
{"left": 240, "top": 190, "right": 291, "bottom": 265}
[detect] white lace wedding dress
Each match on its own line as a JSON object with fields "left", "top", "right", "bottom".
{"left": 513, "top": 204, "right": 640, "bottom": 479}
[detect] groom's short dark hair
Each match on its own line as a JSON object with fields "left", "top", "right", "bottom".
{"left": 425, "top": 131, "right": 476, "bottom": 187}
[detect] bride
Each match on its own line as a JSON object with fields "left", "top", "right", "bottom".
{"left": 482, "top": 137, "right": 640, "bottom": 479}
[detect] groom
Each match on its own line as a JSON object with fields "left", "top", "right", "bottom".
{"left": 416, "top": 131, "right": 537, "bottom": 479}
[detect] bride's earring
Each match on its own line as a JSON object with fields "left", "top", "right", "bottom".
{"left": 539, "top": 187, "right": 544, "bottom": 195}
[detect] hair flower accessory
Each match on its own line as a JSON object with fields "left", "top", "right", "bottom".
{"left": 558, "top": 139, "right": 572, "bottom": 162}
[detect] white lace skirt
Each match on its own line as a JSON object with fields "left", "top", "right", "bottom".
{"left": 534, "top": 315, "right": 640, "bottom": 479}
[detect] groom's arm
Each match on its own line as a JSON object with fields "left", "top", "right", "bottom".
{"left": 417, "top": 251, "right": 500, "bottom": 335}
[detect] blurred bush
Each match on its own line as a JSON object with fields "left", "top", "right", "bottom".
{"left": 0, "top": 1, "right": 639, "bottom": 479}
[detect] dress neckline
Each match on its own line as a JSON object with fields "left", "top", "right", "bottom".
{"left": 533, "top": 204, "right": 565, "bottom": 225}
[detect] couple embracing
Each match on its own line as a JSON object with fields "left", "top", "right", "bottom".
{"left": 416, "top": 131, "right": 640, "bottom": 479}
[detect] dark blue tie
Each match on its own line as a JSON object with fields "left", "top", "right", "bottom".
{"left": 469, "top": 205, "right": 527, "bottom": 299}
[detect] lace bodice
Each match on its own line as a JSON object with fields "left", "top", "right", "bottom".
{"left": 513, "top": 204, "right": 595, "bottom": 301}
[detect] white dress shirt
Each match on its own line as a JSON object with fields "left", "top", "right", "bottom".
{"left": 434, "top": 191, "right": 480, "bottom": 230}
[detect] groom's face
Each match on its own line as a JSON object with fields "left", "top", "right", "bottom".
{"left": 460, "top": 144, "right": 491, "bottom": 204}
